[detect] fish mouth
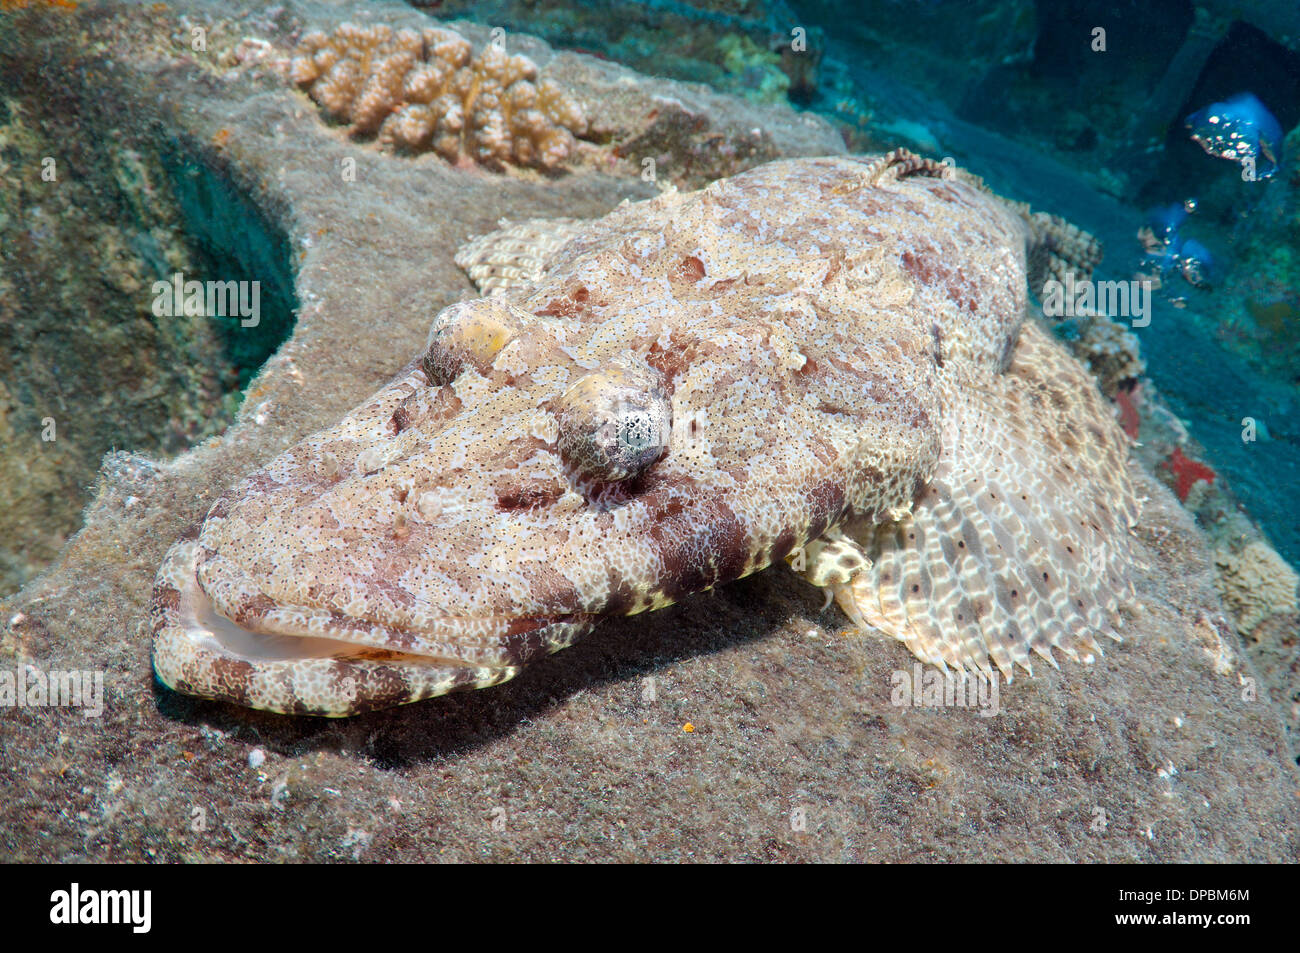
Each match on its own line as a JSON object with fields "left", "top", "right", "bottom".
{"left": 150, "top": 538, "right": 593, "bottom": 716}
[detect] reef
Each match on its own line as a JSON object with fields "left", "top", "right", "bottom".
{"left": 290, "top": 22, "right": 588, "bottom": 170}
{"left": 0, "top": 40, "right": 245, "bottom": 597}
{"left": 1054, "top": 312, "right": 1146, "bottom": 398}
{"left": 1215, "top": 541, "right": 1300, "bottom": 640}
{"left": 1119, "top": 378, "right": 1300, "bottom": 757}
{"left": 1207, "top": 123, "right": 1300, "bottom": 380}
{"left": 414, "top": 0, "right": 823, "bottom": 105}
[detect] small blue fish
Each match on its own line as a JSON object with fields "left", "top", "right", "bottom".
{"left": 1140, "top": 203, "right": 1188, "bottom": 250}
{"left": 1135, "top": 230, "right": 1214, "bottom": 289}
{"left": 1137, "top": 241, "right": 1180, "bottom": 280}
{"left": 1175, "top": 238, "right": 1213, "bottom": 288}
{"left": 1185, "top": 92, "right": 1283, "bottom": 179}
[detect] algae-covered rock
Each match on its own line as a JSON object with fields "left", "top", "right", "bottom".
{"left": 0, "top": 43, "right": 241, "bottom": 596}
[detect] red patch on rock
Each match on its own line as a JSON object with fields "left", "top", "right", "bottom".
{"left": 1162, "top": 446, "right": 1216, "bottom": 501}
{"left": 1115, "top": 385, "right": 1141, "bottom": 440}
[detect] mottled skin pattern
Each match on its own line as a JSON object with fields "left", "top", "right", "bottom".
{"left": 151, "top": 151, "right": 1139, "bottom": 715}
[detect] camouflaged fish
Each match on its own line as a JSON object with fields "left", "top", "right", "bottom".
{"left": 150, "top": 150, "right": 1139, "bottom": 716}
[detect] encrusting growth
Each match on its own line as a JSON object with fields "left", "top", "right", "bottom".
{"left": 289, "top": 22, "right": 589, "bottom": 170}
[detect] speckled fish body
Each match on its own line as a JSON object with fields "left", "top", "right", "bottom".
{"left": 151, "top": 152, "right": 1139, "bottom": 715}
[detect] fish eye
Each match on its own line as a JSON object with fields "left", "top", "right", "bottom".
{"left": 556, "top": 362, "right": 671, "bottom": 483}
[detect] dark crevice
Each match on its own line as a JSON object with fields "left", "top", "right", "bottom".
{"left": 159, "top": 141, "right": 298, "bottom": 389}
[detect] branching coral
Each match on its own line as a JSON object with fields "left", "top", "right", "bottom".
{"left": 289, "top": 23, "right": 588, "bottom": 170}
{"left": 1066, "top": 312, "right": 1147, "bottom": 397}
{"left": 1030, "top": 211, "right": 1104, "bottom": 287}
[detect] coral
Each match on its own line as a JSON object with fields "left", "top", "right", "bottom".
{"left": 1214, "top": 540, "right": 1300, "bottom": 638}
{"left": 289, "top": 23, "right": 588, "bottom": 170}
{"left": 1066, "top": 312, "right": 1146, "bottom": 397}
{"left": 1029, "top": 211, "right": 1104, "bottom": 286}
{"left": 716, "top": 34, "right": 790, "bottom": 105}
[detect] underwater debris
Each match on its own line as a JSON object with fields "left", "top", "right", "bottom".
{"left": 1185, "top": 91, "right": 1282, "bottom": 180}
{"left": 289, "top": 22, "right": 588, "bottom": 170}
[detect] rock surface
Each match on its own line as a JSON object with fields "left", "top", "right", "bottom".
{"left": 0, "top": 0, "right": 1295, "bottom": 862}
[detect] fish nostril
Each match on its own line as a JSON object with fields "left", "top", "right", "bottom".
{"left": 495, "top": 482, "right": 562, "bottom": 511}
{"left": 390, "top": 404, "right": 413, "bottom": 434}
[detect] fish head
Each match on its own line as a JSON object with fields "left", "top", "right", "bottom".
{"left": 152, "top": 275, "right": 941, "bottom": 714}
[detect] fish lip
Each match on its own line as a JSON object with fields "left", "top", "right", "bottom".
{"left": 173, "top": 541, "right": 584, "bottom": 667}
{"left": 149, "top": 538, "right": 597, "bottom": 715}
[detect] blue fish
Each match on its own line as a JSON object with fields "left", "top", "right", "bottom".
{"left": 1137, "top": 239, "right": 1181, "bottom": 279}
{"left": 1185, "top": 92, "right": 1283, "bottom": 179}
{"left": 1141, "top": 203, "right": 1188, "bottom": 248}
{"left": 1175, "top": 238, "right": 1213, "bottom": 287}
{"left": 1136, "top": 231, "right": 1214, "bottom": 289}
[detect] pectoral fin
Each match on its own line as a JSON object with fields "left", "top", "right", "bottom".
{"left": 793, "top": 321, "right": 1140, "bottom": 679}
